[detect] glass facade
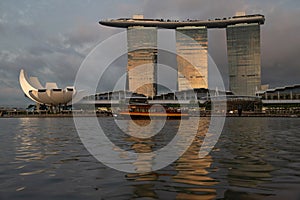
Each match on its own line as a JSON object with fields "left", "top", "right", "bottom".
{"left": 176, "top": 27, "right": 208, "bottom": 91}
{"left": 127, "top": 27, "right": 158, "bottom": 97}
{"left": 226, "top": 23, "right": 261, "bottom": 96}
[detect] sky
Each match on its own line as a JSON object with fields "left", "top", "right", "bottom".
{"left": 0, "top": 0, "right": 299, "bottom": 107}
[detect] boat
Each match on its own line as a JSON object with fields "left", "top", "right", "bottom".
{"left": 115, "top": 104, "right": 189, "bottom": 120}
{"left": 114, "top": 97, "right": 189, "bottom": 120}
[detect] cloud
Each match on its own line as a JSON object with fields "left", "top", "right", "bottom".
{"left": 0, "top": 87, "right": 29, "bottom": 107}
{"left": 260, "top": 5, "right": 300, "bottom": 86}
{"left": 142, "top": 0, "right": 300, "bottom": 88}
{"left": 143, "top": 0, "right": 246, "bottom": 19}
{"left": 0, "top": 21, "right": 105, "bottom": 106}
{"left": 0, "top": 0, "right": 300, "bottom": 106}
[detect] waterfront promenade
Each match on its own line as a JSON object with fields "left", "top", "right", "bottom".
{"left": 1, "top": 110, "right": 298, "bottom": 118}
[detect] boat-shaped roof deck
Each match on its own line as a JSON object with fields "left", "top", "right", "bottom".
{"left": 99, "top": 14, "right": 265, "bottom": 29}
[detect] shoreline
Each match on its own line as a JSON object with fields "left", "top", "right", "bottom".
{"left": 0, "top": 113, "right": 298, "bottom": 118}
{"left": 0, "top": 112, "right": 112, "bottom": 118}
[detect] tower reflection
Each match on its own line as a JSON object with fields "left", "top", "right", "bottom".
{"left": 173, "top": 119, "right": 218, "bottom": 200}
{"left": 123, "top": 118, "right": 219, "bottom": 200}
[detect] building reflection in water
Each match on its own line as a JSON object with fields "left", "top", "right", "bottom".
{"left": 220, "top": 118, "right": 275, "bottom": 198}
{"left": 123, "top": 120, "right": 158, "bottom": 199}
{"left": 173, "top": 119, "right": 218, "bottom": 200}
{"left": 123, "top": 120, "right": 156, "bottom": 173}
{"left": 14, "top": 118, "right": 68, "bottom": 177}
{"left": 15, "top": 118, "right": 46, "bottom": 163}
{"left": 123, "top": 118, "right": 219, "bottom": 200}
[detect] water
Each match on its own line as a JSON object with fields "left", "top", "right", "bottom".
{"left": 0, "top": 117, "right": 300, "bottom": 199}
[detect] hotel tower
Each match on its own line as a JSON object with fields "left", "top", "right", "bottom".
{"left": 226, "top": 21, "right": 261, "bottom": 96}
{"left": 176, "top": 26, "right": 208, "bottom": 91}
{"left": 99, "top": 13, "right": 265, "bottom": 96}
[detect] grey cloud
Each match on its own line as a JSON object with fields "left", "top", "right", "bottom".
{"left": 143, "top": 0, "right": 246, "bottom": 19}
{"left": 0, "top": 0, "right": 299, "bottom": 106}
{"left": 0, "top": 23, "right": 105, "bottom": 105}
{"left": 142, "top": 0, "right": 300, "bottom": 88}
{"left": 260, "top": 6, "right": 300, "bottom": 86}
{"left": 63, "top": 23, "right": 102, "bottom": 50}
{"left": 28, "top": 45, "right": 54, "bottom": 56}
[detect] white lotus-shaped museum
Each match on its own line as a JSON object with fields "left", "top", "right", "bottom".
{"left": 19, "top": 69, "right": 83, "bottom": 106}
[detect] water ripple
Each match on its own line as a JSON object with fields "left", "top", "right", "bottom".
{"left": 0, "top": 117, "right": 299, "bottom": 199}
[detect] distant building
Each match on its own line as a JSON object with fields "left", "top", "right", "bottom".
{"left": 127, "top": 25, "right": 158, "bottom": 97}
{"left": 79, "top": 90, "right": 146, "bottom": 109}
{"left": 257, "top": 84, "right": 300, "bottom": 101}
{"left": 256, "top": 84, "right": 300, "bottom": 115}
{"left": 226, "top": 14, "right": 262, "bottom": 96}
{"left": 176, "top": 26, "right": 208, "bottom": 91}
{"left": 19, "top": 69, "right": 84, "bottom": 112}
{"left": 99, "top": 14, "right": 265, "bottom": 97}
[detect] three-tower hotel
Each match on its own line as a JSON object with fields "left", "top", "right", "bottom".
{"left": 99, "top": 12, "right": 265, "bottom": 97}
